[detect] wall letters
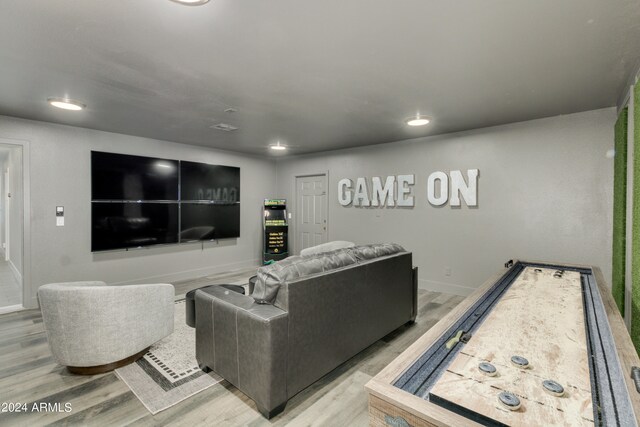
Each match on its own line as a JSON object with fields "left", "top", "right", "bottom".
{"left": 354, "top": 177, "right": 371, "bottom": 206}
{"left": 449, "top": 169, "right": 478, "bottom": 207}
{"left": 371, "top": 176, "right": 395, "bottom": 207}
{"left": 397, "top": 175, "right": 415, "bottom": 207}
{"left": 338, "top": 178, "right": 353, "bottom": 206}
{"left": 338, "top": 169, "right": 479, "bottom": 208}
{"left": 426, "top": 171, "right": 448, "bottom": 206}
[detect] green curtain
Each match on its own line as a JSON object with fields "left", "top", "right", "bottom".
{"left": 613, "top": 108, "right": 628, "bottom": 315}
{"left": 633, "top": 84, "right": 640, "bottom": 353}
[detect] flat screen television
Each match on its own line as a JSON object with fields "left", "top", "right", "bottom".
{"left": 91, "top": 152, "right": 240, "bottom": 251}
{"left": 92, "top": 151, "right": 179, "bottom": 201}
{"left": 180, "top": 203, "right": 240, "bottom": 241}
{"left": 92, "top": 202, "right": 179, "bottom": 251}
{"left": 180, "top": 161, "right": 240, "bottom": 202}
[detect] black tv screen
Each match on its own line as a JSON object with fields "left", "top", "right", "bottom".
{"left": 180, "top": 203, "right": 240, "bottom": 241}
{"left": 90, "top": 152, "right": 241, "bottom": 251}
{"left": 92, "top": 203, "right": 179, "bottom": 251}
{"left": 92, "top": 151, "right": 179, "bottom": 201}
{"left": 180, "top": 161, "right": 240, "bottom": 202}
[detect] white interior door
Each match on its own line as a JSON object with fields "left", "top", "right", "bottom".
{"left": 296, "top": 174, "right": 328, "bottom": 253}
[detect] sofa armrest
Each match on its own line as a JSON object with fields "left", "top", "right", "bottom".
{"left": 195, "top": 287, "right": 288, "bottom": 416}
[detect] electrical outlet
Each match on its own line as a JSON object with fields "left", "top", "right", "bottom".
{"left": 445, "top": 267, "right": 452, "bottom": 277}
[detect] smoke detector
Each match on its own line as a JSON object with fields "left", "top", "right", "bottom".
{"left": 210, "top": 123, "right": 238, "bottom": 132}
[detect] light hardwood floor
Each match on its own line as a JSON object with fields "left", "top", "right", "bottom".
{"left": 0, "top": 268, "right": 464, "bottom": 427}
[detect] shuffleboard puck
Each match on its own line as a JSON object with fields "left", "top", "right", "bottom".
{"left": 498, "top": 391, "right": 521, "bottom": 411}
{"left": 542, "top": 379, "right": 565, "bottom": 397}
{"left": 478, "top": 362, "right": 497, "bottom": 376}
{"left": 510, "top": 355, "right": 530, "bottom": 369}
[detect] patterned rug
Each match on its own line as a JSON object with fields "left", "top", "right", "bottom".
{"left": 115, "top": 300, "right": 222, "bottom": 414}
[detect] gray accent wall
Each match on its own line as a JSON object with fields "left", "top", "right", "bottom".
{"left": 0, "top": 107, "right": 617, "bottom": 307}
{"left": 275, "top": 108, "right": 616, "bottom": 295}
{"left": 0, "top": 115, "right": 276, "bottom": 308}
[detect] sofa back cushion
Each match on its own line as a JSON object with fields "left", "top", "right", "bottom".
{"left": 251, "top": 243, "right": 405, "bottom": 304}
{"left": 299, "top": 241, "right": 355, "bottom": 257}
{"left": 252, "top": 248, "right": 357, "bottom": 304}
{"left": 350, "top": 243, "right": 405, "bottom": 260}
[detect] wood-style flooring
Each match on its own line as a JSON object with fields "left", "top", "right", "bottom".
{"left": 0, "top": 267, "right": 464, "bottom": 427}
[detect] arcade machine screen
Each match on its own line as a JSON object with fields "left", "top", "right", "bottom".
{"left": 263, "top": 199, "right": 288, "bottom": 264}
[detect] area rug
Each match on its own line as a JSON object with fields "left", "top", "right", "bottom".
{"left": 115, "top": 300, "right": 222, "bottom": 414}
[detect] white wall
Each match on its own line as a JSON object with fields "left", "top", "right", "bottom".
{"left": 276, "top": 108, "right": 616, "bottom": 295}
{"left": 0, "top": 115, "right": 277, "bottom": 308}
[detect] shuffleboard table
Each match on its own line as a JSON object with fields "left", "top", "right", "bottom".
{"left": 365, "top": 261, "right": 640, "bottom": 426}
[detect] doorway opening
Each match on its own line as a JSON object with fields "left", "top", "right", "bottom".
{"left": 0, "top": 143, "right": 23, "bottom": 313}
{"left": 294, "top": 174, "right": 328, "bottom": 254}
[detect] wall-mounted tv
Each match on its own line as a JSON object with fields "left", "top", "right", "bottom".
{"left": 180, "top": 161, "right": 240, "bottom": 202}
{"left": 91, "top": 152, "right": 179, "bottom": 201}
{"left": 180, "top": 203, "right": 240, "bottom": 242}
{"left": 92, "top": 203, "right": 179, "bottom": 252}
{"left": 91, "top": 151, "right": 240, "bottom": 251}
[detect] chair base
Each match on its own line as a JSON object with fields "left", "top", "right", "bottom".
{"left": 66, "top": 347, "right": 150, "bottom": 375}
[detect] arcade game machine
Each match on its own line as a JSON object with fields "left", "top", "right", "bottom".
{"left": 263, "top": 199, "right": 288, "bottom": 265}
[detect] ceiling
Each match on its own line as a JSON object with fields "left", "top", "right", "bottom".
{"left": 0, "top": 0, "right": 639, "bottom": 156}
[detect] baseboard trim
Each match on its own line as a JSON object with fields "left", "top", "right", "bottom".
{"left": 0, "top": 304, "right": 24, "bottom": 315}
{"left": 109, "top": 258, "right": 261, "bottom": 286}
{"left": 418, "top": 278, "right": 475, "bottom": 296}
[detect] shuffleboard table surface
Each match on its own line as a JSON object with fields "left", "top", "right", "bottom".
{"left": 429, "top": 267, "right": 594, "bottom": 426}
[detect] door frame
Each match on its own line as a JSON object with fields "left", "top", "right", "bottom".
{"left": 0, "top": 137, "right": 32, "bottom": 311}
{"left": 292, "top": 171, "right": 329, "bottom": 255}
{"left": 4, "top": 168, "right": 9, "bottom": 262}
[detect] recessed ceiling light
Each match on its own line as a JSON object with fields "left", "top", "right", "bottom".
{"left": 169, "top": 0, "right": 210, "bottom": 5}
{"left": 47, "top": 97, "right": 86, "bottom": 111}
{"left": 405, "top": 114, "right": 431, "bottom": 127}
{"left": 210, "top": 123, "right": 238, "bottom": 132}
{"left": 269, "top": 141, "right": 287, "bottom": 151}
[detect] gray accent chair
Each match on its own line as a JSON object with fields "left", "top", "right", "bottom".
{"left": 38, "top": 281, "right": 174, "bottom": 374}
{"left": 195, "top": 244, "right": 417, "bottom": 418}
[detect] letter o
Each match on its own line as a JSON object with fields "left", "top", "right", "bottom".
{"left": 427, "top": 171, "right": 448, "bottom": 206}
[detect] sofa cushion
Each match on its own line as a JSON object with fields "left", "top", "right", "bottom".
{"left": 350, "top": 243, "right": 405, "bottom": 261}
{"left": 252, "top": 248, "right": 358, "bottom": 304}
{"left": 299, "top": 241, "right": 355, "bottom": 257}
{"left": 252, "top": 243, "right": 405, "bottom": 304}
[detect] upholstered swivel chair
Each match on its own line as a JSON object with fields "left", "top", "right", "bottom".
{"left": 38, "top": 281, "right": 174, "bottom": 374}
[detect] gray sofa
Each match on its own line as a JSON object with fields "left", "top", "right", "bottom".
{"left": 195, "top": 243, "right": 417, "bottom": 418}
